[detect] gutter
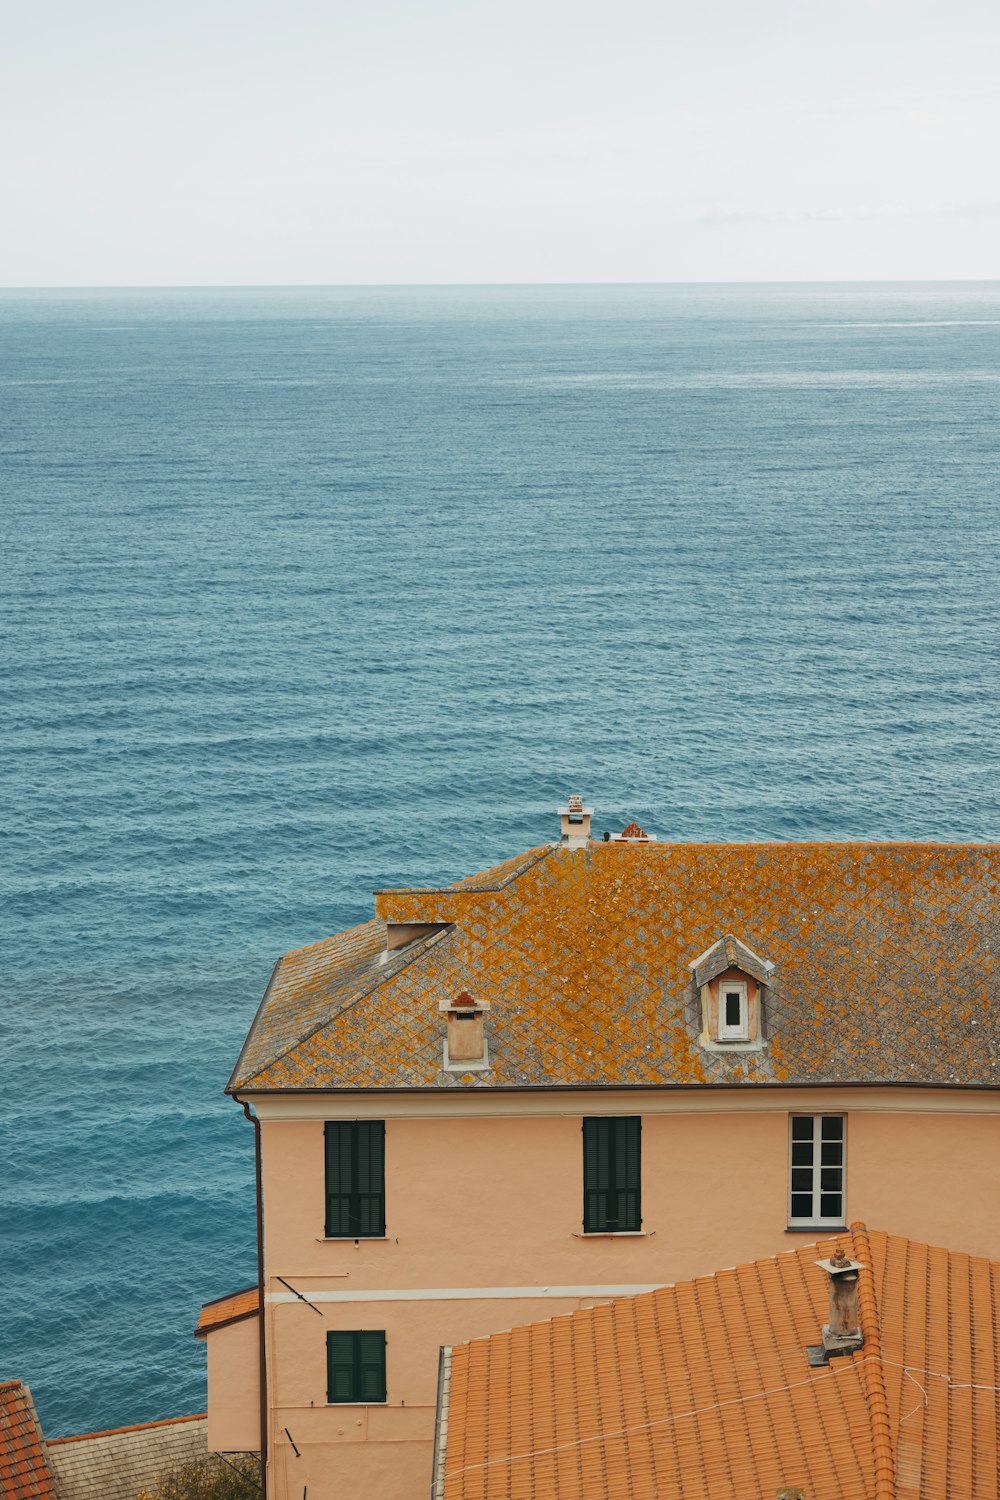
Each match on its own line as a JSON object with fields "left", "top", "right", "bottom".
{"left": 240, "top": 1099, "right": 268, "bottom": 1500}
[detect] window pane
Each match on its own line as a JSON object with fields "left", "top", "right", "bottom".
{"left": 820, "top": 1194, "right": 843, "bottom": 1218}
{"left": 725, "top": 993, "right": 742, "bottom": 1027}
{"left": 821, "top": 1117, "right": 844, "bottom": 1141}
{"left": 821, "top": 1167, "right": 842, "bottom": 1191}
{"left": 791, "top": 1194, "right": 813, "bottom": 1218}
{"left": 791, "top": 1142, "right": 813, "bottom": 1166}
{"left": 791, "top": 1168, "right": 813, "bottom": 1193}
{"left": 820, "top": 1141, "right": 843, "bottom": 1166}
{"left": 791, "top": 1118, "right": 814, "bottom": 1141}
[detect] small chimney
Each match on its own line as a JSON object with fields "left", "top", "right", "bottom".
{"left": 808, "top": 1246, "right": 864, "bottom": 1362}
{"left": 439, "top": 990, "right": 491, "bottom": 1071}
{"left": 558, "top": 794, "right": 592, "bottom": 847}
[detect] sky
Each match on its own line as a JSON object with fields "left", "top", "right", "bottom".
{"left": 3, "top": 0, "right": 1000, "bottom": 285}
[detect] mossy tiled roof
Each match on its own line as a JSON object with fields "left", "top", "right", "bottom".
{"left": 228, "top": 840, "right": 1000, "bottom": 1093}
{"left": 436, "top": 1225, "right": 1000, "bottom": 1500}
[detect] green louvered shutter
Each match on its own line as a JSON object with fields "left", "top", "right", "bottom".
{"left": 327, "top": 1332, "right": 357, "bottom": 1402}
{"left": 358, "top": 1332, "right": 387, "bottom": 1402}
{"left": 583, "top": 1117, "right": 641, "bottom": 1232}
{"left": 326, "top": 1331, "right": 387, "bottom": 1403}
{"left": 325, "top": 1122, "right": 385, "bottom": 1237}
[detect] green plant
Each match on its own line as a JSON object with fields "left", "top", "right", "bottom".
{"left": 137, "top": 1452, "right": 261, "bottom": 1500}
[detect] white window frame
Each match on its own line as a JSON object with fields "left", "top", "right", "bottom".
{"left": 717, "top": 979, "right": 749, "bottom": 1042}
{"left": 788, "top": 1114, "right": 846, "bottom": 1227}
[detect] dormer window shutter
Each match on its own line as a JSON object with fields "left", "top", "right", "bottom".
{"left": 325, "top": 1121, "right": 385, "bottom": 1238}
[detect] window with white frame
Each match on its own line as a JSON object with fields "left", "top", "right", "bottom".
{"left": 717, "top": 980, "right": 749, "bottom": 1042}
{"left": 788, "top": 1115, "right": 845, "bottom": 1225}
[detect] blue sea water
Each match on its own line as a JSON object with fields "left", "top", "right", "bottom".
{"left": 2, "top": 282, "right": 999, "bottom": 1437}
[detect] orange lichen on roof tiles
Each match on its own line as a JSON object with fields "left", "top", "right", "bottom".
{"left": 0, "top": 1383, "right": 58, "bottom": 1500}
{"left": 437, "top": 1228, "right": 1000, "bottom": 1500}
{"left": 195, "top": 1286, "right": 260, "bottom": 1338}
{"left": 229, "top": 840, "right": 1000, "bottom": 1093}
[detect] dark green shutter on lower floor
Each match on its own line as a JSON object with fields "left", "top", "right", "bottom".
{"left": 327, "top": 1331, "right": 387, "bottom": 1404}
{"left": 583, "top": 1116, "right": 641, "bottom": 1232}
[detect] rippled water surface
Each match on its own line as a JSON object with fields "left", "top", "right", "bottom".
{"left": 2, "top": 283, "right": 999, "bottom": 1435}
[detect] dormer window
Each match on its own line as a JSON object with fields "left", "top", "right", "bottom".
{"left": 688, "top": 934, "right": 773, "bottom": 1051}
{"left": 718, "top": 981, "right": 749, "bottom": 1042}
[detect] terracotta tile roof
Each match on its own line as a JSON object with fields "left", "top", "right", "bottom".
{"left": 195, "top": 1286, "right": 260, "bottom": 1338}
{"left": 435, "top": 1226, "right": 1000, "bottom": 1500}
{"left": 0, "top": 1382, "right": 58, "bottom": 1499}
{"left": 228, "top": 840, "right": 1000, "bottom": 1092}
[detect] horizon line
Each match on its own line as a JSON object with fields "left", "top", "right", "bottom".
{"left": 3, "top": 277, "right": 1000, "bottom": 293}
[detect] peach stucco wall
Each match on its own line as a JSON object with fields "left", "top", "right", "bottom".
{"left": 238, "top": 1099, "right": 1000, "bottom": 1500}
{"left": 205, "top": 1315, "right": 260, "bottom": 1453}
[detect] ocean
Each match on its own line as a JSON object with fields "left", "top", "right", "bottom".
{"left": 2, "top": 282, "right": 999, "bottom": 1437}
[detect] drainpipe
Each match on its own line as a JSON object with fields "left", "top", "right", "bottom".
{"left": 241, "top": 1098, "right": 268, "bottom": 1500}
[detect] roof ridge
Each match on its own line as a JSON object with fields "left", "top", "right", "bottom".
{"left": 225, "top": 955, "right": 285, "bottom": 1094}
{"left": 455, "top": 844, "right": 553, "bottom": 890}
{"left": 198, "top": 1282, "right": 259, "bottom": 1309}
{"left": 375, "top": 844, "right": 553, "bottom": 897}
{"left": 281, "top": 915, "right": 384, "bottom": 961}
{"left": 45, "top": 1413, "right": 207, "bottom": 1445}
{"left": 230, "top": 925, "right": 457, "bottom": 1090}
{"left": 851, "top": 1221, "right": 896, "bottom": 1500}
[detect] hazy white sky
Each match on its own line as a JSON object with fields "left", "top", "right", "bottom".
{"left": 3, "top": 0, "right": 999, "bottom": 284}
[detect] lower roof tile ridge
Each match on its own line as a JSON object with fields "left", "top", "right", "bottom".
{"left": 851, "top": 1222, "right": 896, "bottom": 1500}
{"left": 44, "top": 1412, "right": 207, "bottom": 1445}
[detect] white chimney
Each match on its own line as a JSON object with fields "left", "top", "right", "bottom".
{"left": 558, "top": 794, "right": 592, "bottom": 847}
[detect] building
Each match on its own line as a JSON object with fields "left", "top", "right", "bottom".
{"left": 433, "top": 1223, "right": 1000, "bottom": 1500}
{"left": 199, "top": 801, "right": 1000, "bottom": 1500}
{"left": 0, "top": 1381, "right": 58, "bottom": 1500}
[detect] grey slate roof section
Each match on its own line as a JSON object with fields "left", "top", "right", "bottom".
{"left": 45, "top": 1416, "right": 210, "bottom": 1500}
